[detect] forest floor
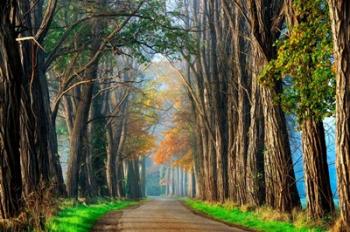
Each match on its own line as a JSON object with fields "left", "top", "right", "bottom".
{"left": 92, "top": 198, "right": 247, "bottom": 232}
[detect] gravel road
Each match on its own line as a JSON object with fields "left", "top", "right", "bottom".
{"left": 92, "top": 198, "right": 248, "bottom": 232}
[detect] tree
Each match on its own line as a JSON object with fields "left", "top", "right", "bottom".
{"left": 66, "top": 16, "right": 103, "bottom": 197}
{"left": 0, "top": 0, "right": 60, "bottom": 220}
{"left": 328, "top": 0, "right": 350, "bottom": 229}
{"left": 0, "top": 1, "right": 23, "bottom": 218}
{"left": 65, "top": 0, "right": 143, "bottom": 198}
{"left": 246, "top": 0, "right": 301, "bottom": 212}
{"left": 261, "top": 0, "right": 335, "bottom": 219}
{"left": 122, "top": 89, "right": 158, "bottom": 200}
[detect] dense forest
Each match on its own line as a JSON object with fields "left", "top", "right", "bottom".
{"left": 1, "top": 0, "right": 350, "bottom": 231}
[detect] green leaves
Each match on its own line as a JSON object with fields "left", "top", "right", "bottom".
{"left": 260, "top": 0, "right": 335, "bottom": 123}
{"left": 116, "top": 0, "right": 195, "bottom": 63}
{"left": 46, "top": 0, "right": 195, "bottom": 70}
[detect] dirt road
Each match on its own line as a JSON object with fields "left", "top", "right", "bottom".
{"left": 92, "top": 198, "right": 248, "bottom": 232}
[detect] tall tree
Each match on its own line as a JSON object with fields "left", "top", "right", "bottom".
{"left": 328, "top": 0, "right": 350, "bottom": 229}
{"left": 261, "top": 0, "right": 335, "bottom": 219}
{"left": 1, "top": 0, "right": 60, "bottom": 219}
{"left": 0, "top": 1, "right": 23, "bottom": 218}
{"left": 246, "top": 0, "right": 301, "bottom": 212}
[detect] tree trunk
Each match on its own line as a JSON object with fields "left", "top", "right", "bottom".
{"left": 18, "top": 0, "right": 51, "bottom": 196}
{"left": 79, "top": 130, "right": 96, "bottom": 198}
{"left": 192, "top": 123, "right": 205, "bottom": 199}
{"left": 200, "top": 121, "right": 210, "bottom": 200}
{"left": 234, "top": 5, "right": 252, "bottom": 205}
{"left": 328, "top": 1, "right": 350, "bottom": 228}
{"left": 36, "top": 2, "right": 65, "bottom": 195}
{"left": 66, "top": 16, "right": 101, "bottom": 197}
{"left": 117, "top": 159, "right": 125, "bottom": 198}
{"left": 208, "top": 0, "right": 228, "bottom": 202}
{"left": 301, "top": 119, "right": 334, "bottom": 218}
{"left": 106, "top": 125, "right": 118, "bottom": 197}
{"left": 90, "top": 84, "right": 108, "bottom": 196}
{"left": 248, "top": 0, "right": 301, "bottom": 212}
{"left": 165, "top": 167, "right": 170, "bottom": 196}
{"left": 171, "top": 167, "right": 176, "bottom": 196}
{"left": 227, "top": 63, "right": 238, "bottom": 201}
{"left": 246, "top": 52, "right": 265, "bottom": 206}
{"left": 140, "top": 157, "right": 146, "bottom": 198}
{"left": 126, "top": 159, "right": 141, "bottom": 200}
{"left": 47, "top": 103, "right": 66, "bottom": 196}
{"left": 0, "top": 6, "right": 23, "bottom": 217}
{"left": 191, "top": 171, "right": 196, "bottom": 197}
{"left": 66, "top": 81, "right": 94, "bottom": 197}
{"left": 261, "top": 81, "right": 301, "bottom": 212}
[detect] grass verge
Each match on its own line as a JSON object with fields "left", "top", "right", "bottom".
{"left": 184, "top": 199, "right": 327, "bottom": 232}
{"left": 46, "top": 199, "right": 136, "bottom": 232}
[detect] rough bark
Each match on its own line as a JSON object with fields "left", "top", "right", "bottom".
{"left": 36, "top": 0, "right": 65, "bottom": 196}
{"left": 208, "top": 0, "right": 228, "bottom": 202}
{"left": 0, "top": 4, "right": 23, "bottom": 217}
{"left": 227, "top": 80, "right": 238, "bottom": 201}
{"left": 301, "top": 120, "right": 335, "bottom": 218}
{"left": 246, "top": 48, "right": 265, "bottom": 206}
{"left": 248, "top": 0, "right": 301, "bottom": 212}
{"left": 261, "top": 81, "right": 300, "bottom": 212}
{"left": 234, "top": 5, "right": 252, "bottom": 205}
{"left": 226, "top": 36, "right": 238, "bottom": 201}
{"left": 328, "top": 0, "right": 350, "bottom": 228}
{"left": 18, "top": 0, "right": 51, "bottom": 196}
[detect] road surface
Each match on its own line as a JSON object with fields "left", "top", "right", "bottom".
{"left": 92, "top": 198, "right": 248, "bottom": 232}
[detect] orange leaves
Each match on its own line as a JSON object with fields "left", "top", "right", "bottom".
{"left": 143, "top": 59, "right": 194, "bottom": 169}
{"left": 122, "top": 78, "right": 161, "bottom": 159}
{"left": 153, "top": 127, "right": 191, "bottom": 166}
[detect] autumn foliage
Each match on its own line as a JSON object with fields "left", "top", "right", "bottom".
{"left": 154, "top": 127, "right": 190, "bottom": 164}
{"left": 153, "top": 99, "right": 194, "bottom": 170}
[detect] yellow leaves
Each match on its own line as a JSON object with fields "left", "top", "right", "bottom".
{"left": 123, "top": 106, "right": 157, "bottom": 159}
{"left": 124, "top": 130, "right": 156, "bottom": 159}
{"left": 153, "top": 127, "right": 191, "bottom": 165}
{"left": 134, "top": 134, "right": 156, "bottom": 156}
{"left": 139, "top": 59, "right": 194, "bottom": 168}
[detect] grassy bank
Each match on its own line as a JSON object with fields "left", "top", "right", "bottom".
{"left": 46, "top": 199, "right": 136, "bottom": 232}
{"left": 184, "top": 199, "right": 328, "bottom": 232}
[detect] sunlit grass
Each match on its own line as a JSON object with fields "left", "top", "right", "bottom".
{"left": 184, "top": 199, "right": 327, "bottom": 232}
{"left": 46, "top": 199, "right": 136, "bottom": 232}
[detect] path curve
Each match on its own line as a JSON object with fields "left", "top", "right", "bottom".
{"left": 92, "top": 198, "right": 248, "bottom": 232}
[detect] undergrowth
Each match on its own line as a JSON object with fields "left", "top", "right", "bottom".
{"left": 184, "top": 199, "right": 331, "bottom": 232}
{"left": 45, "top": 199, "right": 136, "bottom": 232}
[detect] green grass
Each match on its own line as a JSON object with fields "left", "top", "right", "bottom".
{"left": 46, "top": 200, "right": 136, "bottom": 232}
{"left": 184, "top": 199, "right": 326, "bottom": 232}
